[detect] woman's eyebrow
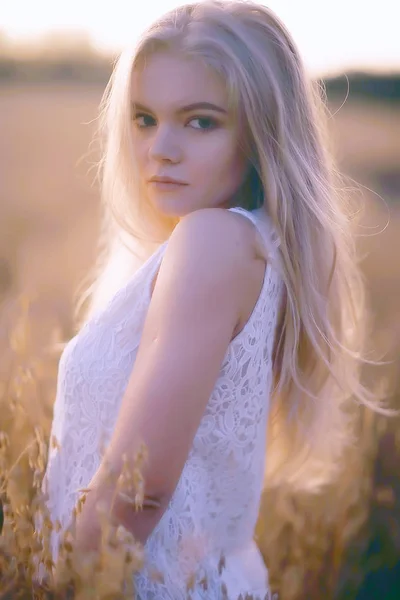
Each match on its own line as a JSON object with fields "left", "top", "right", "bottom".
{"left": 131, "top": 101, "right": 228, "bottom": 115}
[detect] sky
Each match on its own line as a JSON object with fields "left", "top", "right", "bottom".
{"left": 1, "top": 0, "right": 400, "bottom": 76}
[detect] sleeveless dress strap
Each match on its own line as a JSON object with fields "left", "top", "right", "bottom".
{"left": 227, "top": 206, "right": 281, "bottom": 270}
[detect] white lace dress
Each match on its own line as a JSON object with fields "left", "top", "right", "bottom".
{"left": 38, "top": 207, "right": 283, "bottom": 599}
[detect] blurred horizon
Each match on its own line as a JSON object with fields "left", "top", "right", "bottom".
{"left": 2, "top": 0, "right": 400, "bottom": 78}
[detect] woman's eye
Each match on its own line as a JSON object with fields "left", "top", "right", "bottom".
{"left": 188, "top": 117, "right": 218, "bottom": 131}
{"left": 132, "top": 113, "right": 155, "bottom": 128}
{"left": 132, "top": 113, "right": 218, "bottom": 131}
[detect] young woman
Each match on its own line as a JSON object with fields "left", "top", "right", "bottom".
{"left": 37, "top": 1, "right": 381, "bottom": 598}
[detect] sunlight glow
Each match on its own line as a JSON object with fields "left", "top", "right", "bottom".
{"left": 1, "top": 0, "right": 399, "bottom": 76}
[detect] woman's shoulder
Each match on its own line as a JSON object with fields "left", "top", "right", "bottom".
{"left": 169, "top": 207, "right": 261, "bottom": 269}
{"left": 160, "top": 208, "right": 269, "bottom": 338}
{"left": 226, "top": 206, "right": 269, "bottom": 261}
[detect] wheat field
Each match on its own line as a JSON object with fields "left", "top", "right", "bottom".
{"left": 0, "top": 83, "right": 399, "bottom": 599}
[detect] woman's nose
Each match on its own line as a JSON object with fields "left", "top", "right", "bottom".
{"left": 148, "top": 125, "right": 182, "bottom": 163}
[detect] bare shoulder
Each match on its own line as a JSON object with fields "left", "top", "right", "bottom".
{"left": 150, "top": 207, "right": 255, "bottom": 300}
{"left": 163, "top": 208, "right": 266, "bottom": 337}
{"left": 171, "top": 207, "right": 258, "bottom": 263}
{"left": 164, "top": 208, "right": 259, "bottom": 292}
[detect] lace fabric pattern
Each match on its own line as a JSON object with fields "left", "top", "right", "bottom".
{"left": 39, "top": 207, "right": 283, "bottom": 599}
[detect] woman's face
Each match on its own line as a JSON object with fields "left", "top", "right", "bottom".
{"left": 131, "top": 51, "right": 248, "bottom": 219}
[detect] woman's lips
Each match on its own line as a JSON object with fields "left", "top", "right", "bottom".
{"left": 149, "top": 181, "right": 188, "bottom": 191}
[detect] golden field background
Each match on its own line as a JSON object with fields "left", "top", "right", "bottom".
{"left": 1, "top": 84, "right": 399, "bottom": 360}
{"left": 0, "top": 78, "right": 400, "bottom": 599}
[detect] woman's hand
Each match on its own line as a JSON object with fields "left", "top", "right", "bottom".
{"left": 72, "top": 463, "right": 165, "bottom": 555}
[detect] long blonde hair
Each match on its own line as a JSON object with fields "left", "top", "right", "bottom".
{"left": 76, "top": 0, "right": 388, "bottom": 491}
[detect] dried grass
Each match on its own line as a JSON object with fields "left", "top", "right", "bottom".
{"left": 1, "top": 87, "right": 399, "bottom": 598}
{"left": 0, "top": 296, "right": 398, "bottom": 600}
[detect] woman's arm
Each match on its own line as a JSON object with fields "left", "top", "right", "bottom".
{"left": 72, "top": 467, "right": 164, "bottom": 551}
{"left": 72, "top": 207, "right": 253, "bottom": 552}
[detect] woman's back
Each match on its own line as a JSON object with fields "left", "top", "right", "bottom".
{"left": 41, "top": 206, "right": 282, "bottom": 599}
